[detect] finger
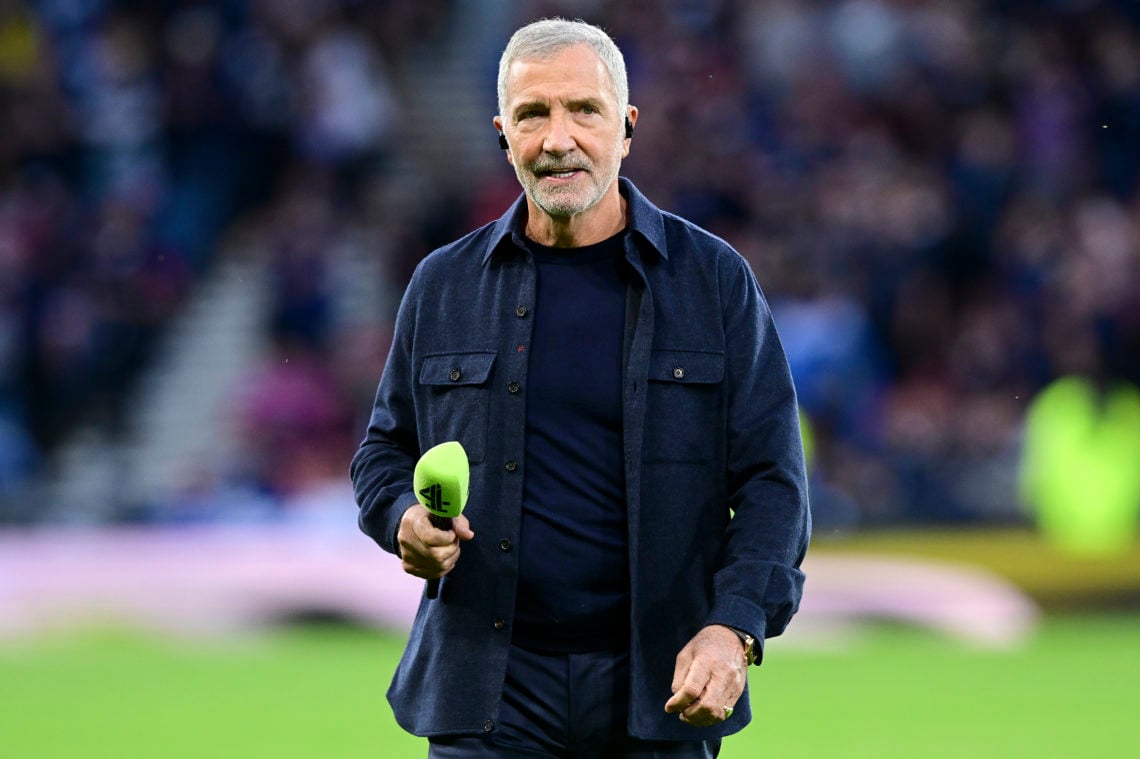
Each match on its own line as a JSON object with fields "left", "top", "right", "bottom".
{"left": 672, "top": 697, "right": 726, "bottom": 724}
{"left": 665, "top": 659, "right": 709, "bottom": 714}
{"left": 398, "top": 527, "right": 437, "bottom": 565}
{"left": 675, "top": 661, "right": 740, "bottom": 725}
{"left": 677, "top": 702, "right": 719, "bottom": 727}
{"left": 670, "top": 646, "right": 693, "bottom": 695}
{"left": 401, "top": 538, "right": 461, "bottom": 576}
{"left": 426, "top": 540, "right": 461, "bottom": 567}
{"left": 437, "top": 543, "right": 463, "bottom": 572}
{"left": 664, "top": 690, "right": 694, "bottom": 714}
{"left": 679, "top": 658, "right": 712, "bottom": 705}
{"left": 680, "top": 691, "right": 734, "bottom": 727}
{"left": 402, "top": 554, "right": 457, "bottom": 580}
{"left": 679, "top": 684, "right": 741, "bottom": 727}
{"left": 696, "top": 667, "right": 741, "bottom": 718}
{"left": 664, "top": 661, "right": 694, "bottom": 713}
{"left": 419, "top": 520, "right": 461, "bottom": 547}
{"left": 681, "top": 695, "right": 716, "bottom": 723}
{"left": 401, "top": 557, "right": 432, "bottom": 579}
{"left": 678, "top": 709, "right": 716, "bottom": 727}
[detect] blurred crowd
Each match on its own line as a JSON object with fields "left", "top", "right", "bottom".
{"left": 2, "top": 0, "right": 1138, "bottom": 531}
{"left": 0, "top": 0, "right": 450, "bottom": 520}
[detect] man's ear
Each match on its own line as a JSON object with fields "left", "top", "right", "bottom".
{"left": 493, "top": 116, "right": 512, "bottom": 164}
{"left": 622, "top": 106, "right": 639, "bottom": 157}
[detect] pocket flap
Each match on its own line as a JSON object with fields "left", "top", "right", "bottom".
{"left": 649, "top": 349, "right": 724, "bottom": 384}
{"left": 420, "top": 352, "right": 497, "bottom": 386}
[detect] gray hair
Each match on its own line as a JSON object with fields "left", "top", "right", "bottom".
{"left": 496, "top": 18, "right": 629, "bottom": 121}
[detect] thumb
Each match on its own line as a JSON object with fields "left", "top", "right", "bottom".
{"left": 453, "top": 514, "right": 475, "bottom": 541}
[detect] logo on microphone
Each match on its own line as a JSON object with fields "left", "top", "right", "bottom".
{"left": 419, "top": 483, "right": 450, "bottom": 515}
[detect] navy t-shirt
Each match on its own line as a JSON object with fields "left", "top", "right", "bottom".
{"left": 513, "top": 231, "right": 630, "bottom": 652}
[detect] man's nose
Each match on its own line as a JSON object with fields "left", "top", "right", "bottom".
{"left": 542, "top": 112, "right": 576, "bottom": 154}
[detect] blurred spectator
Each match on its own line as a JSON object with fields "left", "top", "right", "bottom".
{"left": 230, "top": 335, "right": 353, "bottom": 501}
{"left": 87, "top": 193, "right": 193, "bottom": 431}
{"left": 294, "top": 18, "right": 395, "bottom": 171}
{"left": 1020, "top": 374, "right": 1140, "bottom": 556}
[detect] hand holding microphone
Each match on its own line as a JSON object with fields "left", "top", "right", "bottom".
{"left": 399, "top": 441, "right": 473, "bottom": 599}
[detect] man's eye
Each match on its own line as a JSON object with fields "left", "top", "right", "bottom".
{"left": 580, "top": 105, "right": 597, "bottom": 115}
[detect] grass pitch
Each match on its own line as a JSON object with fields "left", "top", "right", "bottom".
{"left": 1, "top": 615, "right": 1136, "bottom": 758}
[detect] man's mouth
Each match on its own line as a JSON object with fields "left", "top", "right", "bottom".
{"left": 536, "top": 167, "right": 584, "bottom": 178}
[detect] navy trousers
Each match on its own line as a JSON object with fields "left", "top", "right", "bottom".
{"left": 427, "top": 644, "right": 720, "bottom": 758}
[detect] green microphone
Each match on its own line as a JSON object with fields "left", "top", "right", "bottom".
{"left": 413, "top": 441, "right": 470, "bottom": 599}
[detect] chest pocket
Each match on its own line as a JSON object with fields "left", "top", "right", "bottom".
{"left": 645, "top": 349, "right": 725, "bottom": 464}
{"left": 418, "top": 351, "right": 496, "bottom": 464}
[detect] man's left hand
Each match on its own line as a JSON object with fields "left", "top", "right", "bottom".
{"left": 664, "top": 624, "right": 748, "bottom": 727}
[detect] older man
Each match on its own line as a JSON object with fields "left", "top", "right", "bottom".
{"left": 351, "top": 18, "right": 810, "bottom": 758}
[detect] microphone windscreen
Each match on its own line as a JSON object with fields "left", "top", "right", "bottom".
{"left": 413, "top": 441, "right": 470, "bottom": 519}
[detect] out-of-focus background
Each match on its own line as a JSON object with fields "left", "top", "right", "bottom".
{"left": 1, "top": 0, "right": 1138, "bottom": 757}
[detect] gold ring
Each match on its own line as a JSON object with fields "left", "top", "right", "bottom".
{"left": 724, "top": 705, "right": 734, "bottom": 719}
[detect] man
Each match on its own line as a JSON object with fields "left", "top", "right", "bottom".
{"left": 351, "top": 18, "right": 810, "bottom": 758}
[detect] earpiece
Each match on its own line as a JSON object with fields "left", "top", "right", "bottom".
{"left": 625, "top": 117, "right": 634, "bottom": 139}
{"left": 498, "top": 132, "right": 509, "bottom": 150}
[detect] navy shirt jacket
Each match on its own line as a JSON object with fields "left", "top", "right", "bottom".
{"left": 350, "top": 177, "right": 811, "bottom": 742}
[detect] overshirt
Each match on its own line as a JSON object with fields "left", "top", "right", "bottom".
{"left": 350, "top": 177, "right": 811, "bottom": 742}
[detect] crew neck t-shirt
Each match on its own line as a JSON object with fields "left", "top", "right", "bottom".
{"left": 513, "top": 231, "right": 631, "bottom": 652}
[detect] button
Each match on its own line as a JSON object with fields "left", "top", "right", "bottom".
{"left": 505, "top": 460, "right": 518, "bottom": 472}
{"left": 673, "top": 367, "right": 685, "bottom": 379}
{"left": 515, "top": 305, "right": 528, "bottom": 317}
{"left": 493, "top": 618, "right": 505, "bottom": 630}
{"left": 507, "top": 381, "right": 520, "bottom": 394}
{"left": 499, "top": 538, "right": 513, "bottom": 551}
{"left": 483, "top": 719, "right": 495, "bottom": 733}
{"left": 449, "top": 368, "right": 461, "bottom": 381}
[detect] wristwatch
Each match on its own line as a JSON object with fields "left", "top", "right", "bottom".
{"left": 728, "top": 627, "right": 758, "bottom": 666}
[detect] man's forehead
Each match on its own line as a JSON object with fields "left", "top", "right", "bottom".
{"left": 504, "top": 45, "right": 615, "bottom": 99}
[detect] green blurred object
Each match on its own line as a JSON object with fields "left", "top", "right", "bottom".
{"left": 1, "top": 617, "right": 1137, "bottom": 758}
{"left": 800, "top": 409, "right": 815, "bottom": 470}
{"left": 1019, "top": 376, "right": 1140, "bottom": 556}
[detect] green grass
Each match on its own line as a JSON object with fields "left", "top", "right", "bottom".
{"left": 1, "top": 616, "right": 1137, "bottom": 758}
{"left": 757, "top": 616, "right": 1138, "bottom": 758}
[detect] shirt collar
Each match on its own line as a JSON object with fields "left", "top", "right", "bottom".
{"left": 482, "top": 177, "right": 668, "bottom": 265}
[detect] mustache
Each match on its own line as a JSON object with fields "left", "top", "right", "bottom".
{"left": 529, "top": 159, "right": 590, "bottom": 173}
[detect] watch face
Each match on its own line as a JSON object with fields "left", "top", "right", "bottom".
{"left": 743, "top": 636, "right": 757, "bottom": 665}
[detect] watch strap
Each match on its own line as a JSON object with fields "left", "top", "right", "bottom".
{"left": 726, "top": 626, "right": 758, "bottom": 666}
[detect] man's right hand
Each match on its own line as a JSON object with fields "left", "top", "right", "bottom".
{"left": 396, "top": 503, "right": 475, "bottom": 580}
